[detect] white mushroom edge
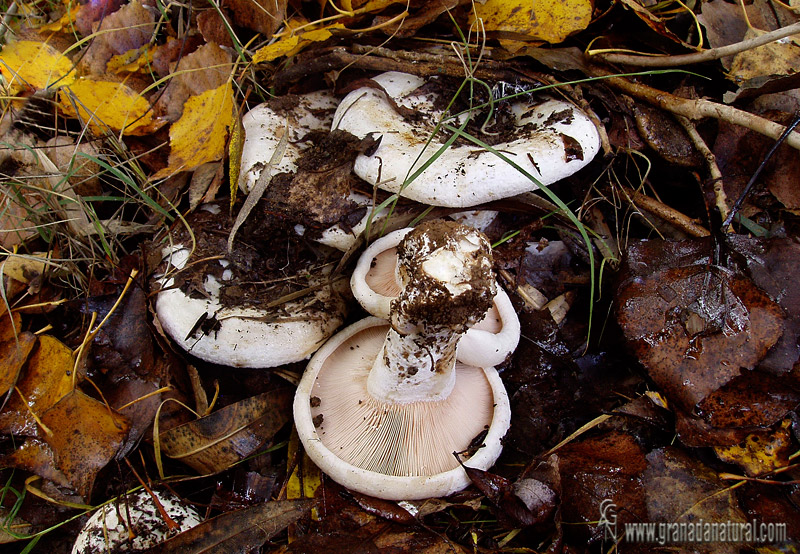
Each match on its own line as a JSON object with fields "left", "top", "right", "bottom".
{"left": 332, "top": 71, "right": 601, "bottom": 208}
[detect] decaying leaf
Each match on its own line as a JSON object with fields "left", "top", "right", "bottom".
{"left": 58, "top": 76, "right": 163, "bottom": 135}
{"left": 223, "top": 0, "right": 287, "bottom": 37}
{"left": 644, "top": 447, "right": 748, "bottom": 553}
{"left": 713, "top": 419, "right": 794, "bottom": 477}
{"left": 154, "top": 81, "right": 235, "bottom": 177}
{"left": 159, "top": 388, "right": 292, "bottom": 474}
{"left": 139, "top": 499, "right": 313, "bottom": 553}
{"left": 39, "top": 389, "right": 130, "bottom": 499}
{"left": 0, "top": 311, "right": 37, "bottom": 398}
{"left": 0, "top": 334, "right": 75, "bottom": 437}
{"left": 0, "top": 438, "right": 71, "bottom": 489}
{"left": 470, "top": 0, "right": 592, "bottom": 49}
{"left": 616, "top": 238, "right": 784, "bottom": 413}
{"left": 77, "top": 0, "right": 157, "bottom": 76}
{"left": 0, "top": 38, "right": 76, "bottom": 93}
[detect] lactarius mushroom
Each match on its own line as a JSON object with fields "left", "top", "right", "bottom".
{"left": 332, "top": 71, "right": 601, "bottom": 208}
{"left": 153, "top": 204, "right": 349, "bottom": 368}
{"left": 351, "top": 227, "right": 520, "bottom": 367}
{"left": 294, "top": 220, "right": 512, "bottom": 500}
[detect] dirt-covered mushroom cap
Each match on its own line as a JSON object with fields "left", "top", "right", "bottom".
{"left": 71, "top": 490, "right": 201, "bottom": 554}
{"left": 331, "top": 71, "right": 601, "bottom": 208}
{"left": 153, "top": 205, "right": 349, "bottom": 369}
{"left": 351, "top": 226, "right": 520, "bottom": 367}
{"left": 294, "top": 221, "right": 512, "bottom": 500}
{"left": 239, "top": 90, "right": 338, "bottom": 193}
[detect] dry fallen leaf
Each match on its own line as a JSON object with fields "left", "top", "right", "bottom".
{"left": 154, "top": 81, "right": 235, "bottom": 178}
{"left": 470, "top": 0, "right": 592, "bottom": 49}
{"left": 0, "top": 312, "right": 37, "bottom": 399}
{"left": 159, "top": 388, "right": 292, "bottom": 474}
{"left": 58, "top": 76, "right": 163, "bottom": 135}
{"left": 252, "top": 22, "right": 345, "bottom": 63}
{"left": 0, "top": 38, "right": 76, "bottom": 93}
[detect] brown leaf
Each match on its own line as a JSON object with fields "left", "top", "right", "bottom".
{"left": 153, "top": 43, "right": 233, "bottom": 122}
{"left": 0, "top": 438, "right": 71, "bottom": 489}
{"left": 159, "top": 388, "right": 292, "bottom": 474}
{"left": 77, "top": 0, "right": 157, "bottom": 76}
{"left": 40, "top": 389, "right": 130, "bottom": 499}
{"left": 0, "top": 335, "right": 76, "bottom": 437}
{"left": 643, "top": 447, "right": 748, "bottom": 554}
{"left": 462, "top": 464, "right": 552, "bottom": 527}
{"left": 556, "top": 431, "right": 648, "bottom": 543}
{"left": 222, "top": 0, "right": 286, "bottom": 37}
{"left": 616, "top": 239, "right": 784, "bottom": 412}
{"left": 140, "top": 499, "right": 313, "bottom": 553}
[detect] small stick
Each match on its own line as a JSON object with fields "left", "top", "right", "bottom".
{"left": 590, "top": 20, "right": 800, "bottom": 67}
{"left": 675, "top": 114, "right": 729, "bottom": 223}
{"left": 622, "top": 187, "right": 710, "bottom": 237}
{"left": 590, "top": 66, "right": 800, "bottom": 151}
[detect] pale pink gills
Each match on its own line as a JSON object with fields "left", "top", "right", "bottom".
{"left": 332, "top": 71, "right": 601, "bottom": 208}
{"left": 294, "top": 221, "right": 512, "bottom": 500}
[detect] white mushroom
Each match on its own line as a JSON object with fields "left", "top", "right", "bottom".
{"left": 294, "top": 221, "right": 513, "bottom": 500}
{"left": 153, "top": 205, "right": 349, "bottom": 369}
{"left": 239, "top": 90, "right": 339, "bottom": 194}
{"left": 71, "top": 489, "right": 201, "bottom": 554}
{"left": 351, "top": 227, "right": 520, "bottom": 368}
{"left": 332, "top": 71, "right": 601, "bottom": 208}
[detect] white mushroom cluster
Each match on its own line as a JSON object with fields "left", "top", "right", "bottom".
{"left": 294, "top": 220, "right": 518, "bottom": 500}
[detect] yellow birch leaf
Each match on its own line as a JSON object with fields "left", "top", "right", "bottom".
{"left": 0, "top": 39, "right": 76, "bottom": 93}
{"left": 107, "top": 44, "right": 156, "bottom": 74}
{"left": 154, "top": 81, "right": 234, "bottom": 178}
{"left": 471, "top": 0, "right": 592, "bottom": 47}
{"left": 57, "top": 76, "right": 163, "bottom": 136}
{"left": 253, "top": 35, "right": 301, "bottom": 63}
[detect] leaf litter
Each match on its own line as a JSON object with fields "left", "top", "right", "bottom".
{"left": 0, "top": 0, "right": 799, "bottom": 551}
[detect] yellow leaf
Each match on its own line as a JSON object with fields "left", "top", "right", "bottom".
{"left": 57, "top": 77, "right": 162, "bottom": 136}
{"left": 155, "top": 81, "right": 234, "bottom": 178}
{"left": 253, "top": 35, "right": 301, "bottom": 63}
{"left": 229, "top": 107, "right": 244, "bottom": 210}
{"left": 253, "top": 23, "right": 344, "bottom": 63}
{"left": 714, "top": 419, "right": 793, "bottom": 477}
{"left": 107, "top": 44, "right": 156, "bottom": 74}
{"left": 471, "top": 0, "right": 592, "bottom": 46}
{"left": 40, "top": 4, "right": 81, "bottom": 32}
{"left": 0, "top": 39, "right": 76, "bottom": 93}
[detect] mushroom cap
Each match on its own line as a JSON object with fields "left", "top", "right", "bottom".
{"left": 71, "top": 490, "right": 201, "bottom": 554}
{"left": 351, "top": 227, "right": 520, "bottom": 367}
{"left": 293, "top": 317, "right": 511, "bottom": 500}
{"left": 332, "top": 71, "right": 601, "bottom": 208}
{"left": 155, "top": 244, "right": 349, "bottom": 369}
{"left": 239, "top": 90, "right": 339, "bottom": 193}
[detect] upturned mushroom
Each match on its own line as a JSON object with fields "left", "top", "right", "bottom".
{"left": 293, "top": 220, "right": 512, "bottom": 500}
{"left": 153, "top": 204, "right": 349, "bottom": 368}
{"left": 351, "top": 226, "right": 520, "bottom": 368}
{"left": 332, "top": 71, "right": 601, "bottom": 208}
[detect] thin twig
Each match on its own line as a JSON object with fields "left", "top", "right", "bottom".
{"left": 622, "top": 186, "right": 710, "bottom": 237}
{"left": 590, "top": 66, "right": 800, "bottom": 151}
{"left": 675, "top": 115, "right": 728, "bottom": 223}
{"left": 590, "top": 20, "right": 800, "bottom": 66}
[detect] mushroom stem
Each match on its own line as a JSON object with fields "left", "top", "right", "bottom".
{"left": 366, "top": 220, "right": 496, "bottom": 404}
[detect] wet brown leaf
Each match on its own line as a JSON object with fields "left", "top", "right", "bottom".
{"left": 141, "top": 499, "right": 313, "bottom": 553}
{"left": 0, "top": 438, "right": 71, "bottom": 489}
{"left": 643, "top": 447, "right": 748, "bottom": 553}
{"left": 616, "top": 239, "right": 784, "bottom": 412}
{"left": 39, "top": 389, "right": 130, "bottom": 499}
{"left": 463, "top": 464, "right": 551, "bottom": 527}
{"left": 159, "top": 388, "right": 292, "bottom": 474}
{"left": 555, "top": 431, "right": 648, "bottom": 543}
